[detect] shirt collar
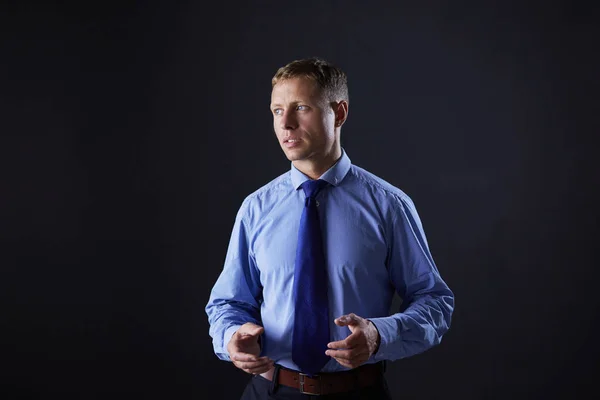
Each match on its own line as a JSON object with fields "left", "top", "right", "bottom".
{"left": 290, "top": 147, "right": 352, "bottom": 190}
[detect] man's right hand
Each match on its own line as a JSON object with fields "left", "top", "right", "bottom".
{"left": 227, "top": 322, "right": 274, "bottom": 374}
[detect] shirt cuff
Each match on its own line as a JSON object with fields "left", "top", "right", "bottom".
{"left": 367, "top": 316, "right": 401, "bottom": 361}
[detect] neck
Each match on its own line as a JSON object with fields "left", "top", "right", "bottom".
{"left": 293, "top": 147, "right": 342, "bottom": 180}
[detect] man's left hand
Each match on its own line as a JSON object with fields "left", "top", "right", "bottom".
{"left": 325, "top": 313, "right": 381, "bottom": 369}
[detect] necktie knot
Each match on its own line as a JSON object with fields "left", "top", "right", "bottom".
{"left": 301, "top": 179, "right": 328, "bottom": 199}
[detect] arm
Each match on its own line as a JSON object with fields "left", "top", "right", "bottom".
{"left": 205, "top": 203, "right": 264, "bottom": 361}
{"left": 369, "top": 194, "right": 454, "bottom": 362}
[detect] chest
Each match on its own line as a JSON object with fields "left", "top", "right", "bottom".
{"left": 251, "top": 195, "right": 389, "bottom": 282}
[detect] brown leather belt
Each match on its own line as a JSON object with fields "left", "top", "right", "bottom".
{"left": 260, "top": 362, "right": 384, "bottom": 395}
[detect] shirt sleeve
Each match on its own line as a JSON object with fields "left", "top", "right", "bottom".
{"left": 369, "top": 194, "right": 454, "bottom": 362}
{"left": 205, "top": 201, "right": 263, "bottom": 361}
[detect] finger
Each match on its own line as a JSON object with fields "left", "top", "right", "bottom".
{"left": 233, "top": 359, "right": 268, "bottom": 370}
{"left": 333, "top": 354, "right": 368, "bottom": 369}
{"left": 239, "top": 324, "right": 264, "bottom": 337}
{"left": 334, "top": 315, "right": 354, "bottom": 326}
{"left": 231, "top": 353, "right": 270, "bottom": 363}
{"left": 326, "top": 348, "right": 352, "bottom": 360}
{"left": 236, "top": 334, "right": 261, "bottom": 344}
{"left": 327, "top": 338, "right": 352, "bottom": 349}
{"left": 327, "top": 331, "right": 361, "bottom": 349}
{"left": 233, "top": 357, "right": 273, "bottom": 370}
{"left": 332, "top": 356, "right": 356, "bottom": 369}
{"left": 235, "top": 358, "right": 274, "bottom": 374}
{"left": 325, "top": 348, "right": 364, "bottom": 361}
{"left": 245, "top": 360, "right": 275, "bottom": 375}
{"left": 334, "top": 313, "right": 362, "bottom": 326}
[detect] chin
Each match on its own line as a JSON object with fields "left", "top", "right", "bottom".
{"left": 285, "top": 154, "right": 301, "bottom": 162}
{"left": 282, "top": 148, "right": 305, "bottom": 161}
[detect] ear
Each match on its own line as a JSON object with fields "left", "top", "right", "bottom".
{"left": 332, "top": 100, "right": 349, "bottom": 128}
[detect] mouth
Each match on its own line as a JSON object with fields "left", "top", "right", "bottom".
{"left": 283, "top": 138, "right": 302, "bottom": 148}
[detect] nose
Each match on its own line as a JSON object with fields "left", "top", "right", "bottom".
{"left": 280, "top": 109, "right": 298, "bottom": 131}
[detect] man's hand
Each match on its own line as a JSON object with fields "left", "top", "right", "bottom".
{"left": 325, "top": 313, "right": 381, "bottom": 369}
{"left": 227, "top": 322, "right": 274, "bottom": 374}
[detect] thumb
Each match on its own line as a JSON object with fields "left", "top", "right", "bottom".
{"left": 239, "top": 323, "right": 264, "bottom": 337}
{"left": 334, "top": 313, "right": 360, "bottom": 327}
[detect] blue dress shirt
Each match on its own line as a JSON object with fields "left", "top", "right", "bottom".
{"left": 206, "top": 149, "right": 454, "bottom": 372}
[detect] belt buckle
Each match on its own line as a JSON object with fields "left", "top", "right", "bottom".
{"left": 298, "top": 372, "right": 322, "bottom": 395}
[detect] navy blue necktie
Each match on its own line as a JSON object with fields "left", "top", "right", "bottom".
{"left": 292, "top": 179, "right": 330, "bottom": 375}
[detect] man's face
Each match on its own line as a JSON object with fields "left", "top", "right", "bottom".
{"left": 270, "top": 77, "right": 337, "bottom": 164}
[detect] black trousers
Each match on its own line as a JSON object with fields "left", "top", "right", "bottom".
{"left": 240, "top": 366, "right": 392, "bottom": 400}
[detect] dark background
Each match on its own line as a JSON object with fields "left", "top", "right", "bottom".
{"left": 1, "top": 1, "right": 598, "bottom": 399}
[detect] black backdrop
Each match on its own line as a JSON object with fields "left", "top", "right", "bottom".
{"left": 1, "top": 2, "right": 598, "bottom": 399}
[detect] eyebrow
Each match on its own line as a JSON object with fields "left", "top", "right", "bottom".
{"left": 270, "top": 101, "right": 304, "bottom": 108}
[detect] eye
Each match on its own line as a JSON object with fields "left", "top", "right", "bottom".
{"left": 297, "top": 105, "right": 308, "bottom": 111}
{"left": 273, "top": 108, "right": 283, "bottom": 115}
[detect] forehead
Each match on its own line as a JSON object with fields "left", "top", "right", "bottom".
{"left": 271, "top": 77, "right": 322, "bottom": 104}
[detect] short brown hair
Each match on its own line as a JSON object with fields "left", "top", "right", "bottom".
{"left": 271, "top": 57, "right": 349, "bottom": 104}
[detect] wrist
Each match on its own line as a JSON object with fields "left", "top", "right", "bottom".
{"left": 367, "top": 319, "right": 381, "bottom": 354}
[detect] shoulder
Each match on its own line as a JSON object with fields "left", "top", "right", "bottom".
{"left": 237, "top": 170, "right": 292, "bottom": 220}
{"left": 347, "top": 164, "right": 413, "bottom": 204}
{"left": 347, "top": 164, "right": 423, "bottom": 226}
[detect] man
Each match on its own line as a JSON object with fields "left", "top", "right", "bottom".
{"left": 206, "top": 57, "right": 454, "bottom": 399}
